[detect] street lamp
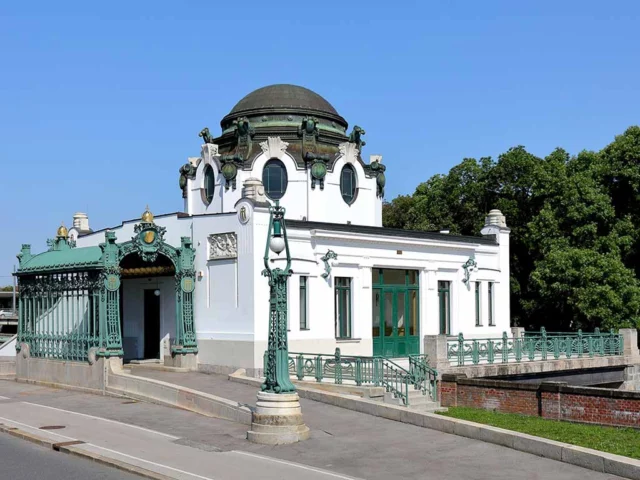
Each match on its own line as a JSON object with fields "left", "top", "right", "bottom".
{"left": 247, "top": 200, "right": 309, "bottom": 444}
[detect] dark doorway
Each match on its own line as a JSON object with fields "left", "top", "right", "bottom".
{"left": 144, "top": 290, "right": 161, "bottom": 359}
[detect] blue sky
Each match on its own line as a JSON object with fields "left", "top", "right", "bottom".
{"left": 1, "top": 1, "right": 639, "bottom": 282}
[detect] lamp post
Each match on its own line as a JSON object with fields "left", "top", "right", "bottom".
{"left": 247, "top": 200, "right": 309, "bottom": 444}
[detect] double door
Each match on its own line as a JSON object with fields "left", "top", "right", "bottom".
{"left": 372, "top": 284, "right": 419, "bottom": 357}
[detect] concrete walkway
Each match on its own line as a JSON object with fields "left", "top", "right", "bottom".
{"left": 105, "top": 368, "right": 625, "bottom": 480}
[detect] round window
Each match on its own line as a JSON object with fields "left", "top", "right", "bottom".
{"left": 340, "top": 164, "right": 357, "bottom": 205}
{"left": 262, "top": 159, "right": 288, "bottom": 200}
{"left": 203, "top": 165, "right": 215, "bottom": 205}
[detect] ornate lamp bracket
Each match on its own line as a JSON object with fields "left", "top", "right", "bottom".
{"left": 321, "top": 250, "right": 338, "bottom": 279}
{"left": 462, "top": 257, "right": 478, "bottom": 286}
{"left": 304, "top": 152, "right": 331, "bottom": 190}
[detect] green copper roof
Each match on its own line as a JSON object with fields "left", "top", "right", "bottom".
{"left": 18, "top": 244, "right": 103, "bottom": 274}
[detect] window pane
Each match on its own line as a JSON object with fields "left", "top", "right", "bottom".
{"left": 372, "top": 268, "right": 381, "bottom": 285}
{"left": 381, "top": 269, "right": 406, "bottom": 285}
{"left": 262, "top": 159, "right": 288, "bottom": 200}
{"left": 335, "top": 277, "right": 351, "bottom": 338}
{"left": 384, "top": 292, "right": 393, "bottom": 336}
{"left": 488, "top": 282, "right": 494, "bottom": 326}
{"left": 397, "top": 292, "right": 406, "bottom": 336}
{"left": 409, "top": 290, "right": 418, "bottom": 336}
{"left": 372, "top": 290, "right": 380, "bottom": 337}
{"left": 439, "top": 281, "right": 450, "bottom": 335}
{"left": 299, "top": 276, "right": 307, "bottom": 330}
{"left": 408, "top": 270, "right": 418, "bottom": 285}
{"left": 204, "top": 165, "right": 215, "bottom": 204}
{"left": 475, "top": 282, "right": 481, "bottom": 326}
{"left": 340, "top": 165, "right": 357, "bottom": 204}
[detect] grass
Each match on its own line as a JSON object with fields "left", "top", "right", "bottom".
{"left": 438, "top": 407, "right": 640, "bottom": 460}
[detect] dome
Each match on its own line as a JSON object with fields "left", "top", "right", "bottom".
{"left": 57, "top": 223, "right": 69, "bottom": 238}
{"left": 221, "top": 84, "right": 347, "bottom": 128}
{"left": 141, "top": 205, "right": 154, "bottom": 224}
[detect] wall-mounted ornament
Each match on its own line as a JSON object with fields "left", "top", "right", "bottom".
{"left": 233, "top": 117, "right": 255, "bottom": 146}
{"left": 348, "top": 125, "right": 366, "bottom": 152}
{"left": 462, "top": 257, "right": 478, "bottom": 286}
{"left": 338, "top": 142, "right": 359, "bottom": 165}
{"left": 298, "top": 116, "right": 320, "bottom": 152}
{"left": 259, "top": 136, "right": 289, "bottom": 160}
{"left": 178, "top": 162, "right": 197, "bottom": 197}
{"left": 304, "top": 152, "right": 331, "bottom": 190}
{"left": 208, "top": 232, "right": 238, "bottom": 260}
{"left": 199, "top": 127, "right": 216, "bottom": 144}
{"left": 321, "top": 250, "right": 338, "bottom": 279}
{"left": 220, "top": 154, "right": 243, "bottom": 191}
{"left": 364, "top": 158, "right": 386, "bottom": 198}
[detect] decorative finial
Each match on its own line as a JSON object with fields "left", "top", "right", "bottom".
{"left": 141, "top": 205, "right": 154, "bottom": 224}
{"left": 57, "top": 222, "right": 69, "bottom": 239}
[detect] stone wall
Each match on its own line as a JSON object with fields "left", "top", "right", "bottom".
{"left": 440, "top": 373, "right": 640, "bottom": 428}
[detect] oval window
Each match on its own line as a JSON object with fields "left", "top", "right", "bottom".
{"left": 262, "top": 159, "right": 288, "bottom": 200}
{"left": 340, "top": 164, "right": 357, "bottom": 205}
{"left": 203, "top": 164, "right": 215, "bottom": 205}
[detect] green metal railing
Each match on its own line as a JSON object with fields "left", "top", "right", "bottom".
{"left": 447, "top": 328, "right": 624, "bottom": 366}
{"left": 264, "top": 348, "right": 439, "bottom": 406}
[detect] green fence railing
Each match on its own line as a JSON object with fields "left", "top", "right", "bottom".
{"left": 447, "top": 327, "right": 624, "bottom": 366}
{"left": 264, "top": 348, "right": 438, "bottom": 406}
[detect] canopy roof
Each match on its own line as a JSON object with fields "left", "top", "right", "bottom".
{"left": 17, "top": 238, "right": 103, "bottom": 275}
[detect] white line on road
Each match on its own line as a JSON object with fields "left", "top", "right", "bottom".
{"left": 0, "top": 415, "right": 76, "bottom": 441}
{"left": 22, "top": 402, "right": 179, "bottom": 439}
{"left": 0, "top": 395, "right": 10, "bottom": 400}
{"left": 232, "top": 450, "right": 363, "bottom": 480}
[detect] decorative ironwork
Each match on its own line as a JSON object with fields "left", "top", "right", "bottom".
{"left": 320, "top": 250, "right": 338, "bottom": 279}
{"left": 265, "top": 349, "right": 439, "bottom": 406}
{"left": 462, "top": 257, "right": 477, "bottom": 286}
{"left": 261, "top": 201, "right": 296, "bottom": 394}
{"left": 446, "top": 328, "right": 624, "bottom": 366}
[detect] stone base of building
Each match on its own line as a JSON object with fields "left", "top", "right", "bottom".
{"left": 15, "top": 343, "right": 122, "bottom": 392}
{"left": 246, "top": 392, "right": 310, "bottom": 445}
{"left": 164, "top": 352, "right": 198, "bottom": 370}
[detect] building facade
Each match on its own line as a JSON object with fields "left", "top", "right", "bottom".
{"left": 17, "top": 84, "right": 511, "bottom": 375}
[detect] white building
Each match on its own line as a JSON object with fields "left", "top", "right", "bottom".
{"left": 60, "top": 84, "right": 511, "bottom": 374}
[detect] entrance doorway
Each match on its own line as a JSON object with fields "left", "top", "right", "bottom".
{"left": 372, "top": 269, "right": 419, "bottom": 357}
{"left": 144, "top": 290, "right": 161, "bottom": 359}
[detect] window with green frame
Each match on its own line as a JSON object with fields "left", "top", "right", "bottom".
{"left": 335, "top": 277, "right": 352, "bottom": 338}
{"left": 488, "top": 282, "right": 495, "bottom": 326}
{"left": 300, "top": 276, "right": 308, "bottom": 330}
{"left": 475, "top": 281, "right": 481, "bottom": 326}
{"left": 203, "top": 164, "right": 215, "bottom": 205}
{"left": 438, "top": 280, "right": 450, "bottom": 335}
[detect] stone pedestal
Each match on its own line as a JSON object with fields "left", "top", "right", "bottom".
{"left": 247, "top": 392, "right": 310, "bottom": 445}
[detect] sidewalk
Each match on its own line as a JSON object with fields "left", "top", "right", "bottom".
{"left": 0, "top": 375, "right": 624, "bottom": 480}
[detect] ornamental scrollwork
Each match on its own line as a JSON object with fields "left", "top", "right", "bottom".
{"left": 321, "top": 250, "right": 338, "bottom": 279}
{"left": 462, "top": 257, "right": 478, "bottom": 286}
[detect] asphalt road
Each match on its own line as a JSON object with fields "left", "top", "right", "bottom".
{"left": 0, "top": 433, "right": 143, "bottom": 480}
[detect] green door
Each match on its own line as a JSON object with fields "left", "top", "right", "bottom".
{"left": 372, "top": 269, "right": 419, "bottom": 357}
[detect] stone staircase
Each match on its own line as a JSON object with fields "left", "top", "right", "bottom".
{"left": 383, "top": 388, "right": 445, "bottom": 412}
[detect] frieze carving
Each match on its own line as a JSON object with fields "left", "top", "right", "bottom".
{"left": 208, "top": 233, "right": 238, "bottom": 260}
{"left": 338, "top": 142, "right": 359, "bottom": 165}
{"left": 304, "top": 152, "right": 331, "bottom": 190}
{"left": 259, "top": 137, "right": 289, "bottom": 160}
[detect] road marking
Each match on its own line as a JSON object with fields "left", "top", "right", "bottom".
{"left": 0, "top": 415, "right": 213, "bottom": 480}
{"left": 22, "top": 402, "right": 179, "bottom": 439}
{"left": 81, "top": 443, "right": 216, "bottom": 480}
{"left": 232, "top": 450, "right": 363, "bottom": 480}
{"left": 0, "top": 416, "right": 76, "bottom": 441}
{"left": 0, "top": 396, "right": 10, "bottom": 400}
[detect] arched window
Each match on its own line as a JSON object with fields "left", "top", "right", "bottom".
{"left": 340, "top": 164, "right": 357, "bottom": 205}
{"left": 262, "top": 159, "right": 288, "bottom": 200}
{"left": 203, "top": 164, "right": 215, "bottom": 205}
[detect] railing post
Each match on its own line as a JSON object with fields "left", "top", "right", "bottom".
{"left": 315, "top": 355, "right": 323, "bottom": 382}
{"left": 457, "top": 333, "right": 464, "bottom": 366}
{"left": 553, "top": 336, "right": 560, "bottom": 359}
{"left": 514, "top": 333, "right": 522, "bottom": 362}
{"left": 487, "top": 339, "right": 495, "bottom": 364}
{"left": 355, "top": 358, "right": 362, "bottom": 386}
{"left": 501, "top": 332, "right": 509, "bottom": 363}
{"left": 577, "top": 329, "right": 583, "bottom": 358}
{"left": 527, "top": 335, "right": 535, "bottom": 361}
{"left": 296, "top": 354, "right": 304, "bottom": 380}
{"left": 335, "top": 348, "right": 342, "bottom": 385}
{"left": 541, "top": 327, "right": 547, "bottom": 361}
{"left": 472, "top": 339, "right": 479, "bottom": 365}
{"left": 587, "top": 336, "right": 594, "bottom": 358}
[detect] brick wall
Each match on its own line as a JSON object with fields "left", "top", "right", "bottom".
{"left": 440, "top": 373, "right": 640, "bottom": 428}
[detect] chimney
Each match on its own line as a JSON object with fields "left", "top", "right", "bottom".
{"left": 73, "top": 212, "right": 91, "bottom": 234}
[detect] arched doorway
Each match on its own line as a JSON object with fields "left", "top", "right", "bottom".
{"left": 119, "top": 252, "right": 176, "bottom": 362}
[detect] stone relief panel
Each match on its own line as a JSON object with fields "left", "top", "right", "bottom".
{"left": 208, "top": 233, "right": 237, "bottom": 260}
{"left": 338, "top": 142, "right": 359, "bottom": 164}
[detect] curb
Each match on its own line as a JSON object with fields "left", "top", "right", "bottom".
{"left": 0, "top": 424, "right": 174, "bottom": 480}
{"left": 228, "top": 372, "right": 640, "bottom": 480}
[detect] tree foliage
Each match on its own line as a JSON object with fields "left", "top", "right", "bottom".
{"left": 383, "top": 127, "right": 640, "bottom": 331}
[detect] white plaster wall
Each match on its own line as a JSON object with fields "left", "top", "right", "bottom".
{"left": 184, "top": 141, "right": 383, "bottom": 226}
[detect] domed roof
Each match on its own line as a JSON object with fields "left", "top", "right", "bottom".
{"left": 229, "top": 84, "right": 339, "bottom": 117}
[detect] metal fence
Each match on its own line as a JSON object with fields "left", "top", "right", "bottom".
{"left": 264, "top": 348, "right": 438, "bottom": 406}
{"left": 447, "top": 328, "right": 624, "bottom": 366}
